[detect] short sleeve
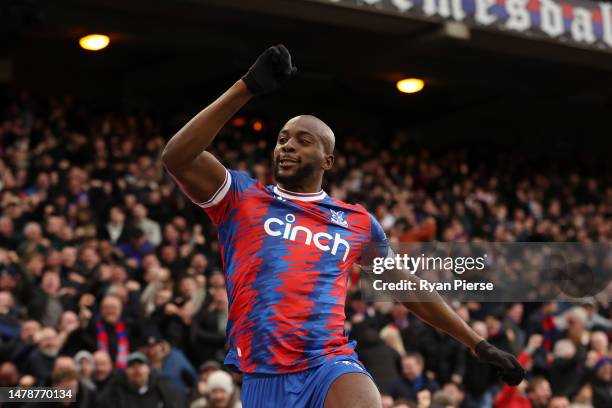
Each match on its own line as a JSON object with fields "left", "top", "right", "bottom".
{"left": 184, "top": 169, "right": 256, "bottom": 227}
{"left": 369, "top": 213, "right": 388, "bottom": 245}
{"left": 369, "top": 213, "right": 391, "bottom": 258}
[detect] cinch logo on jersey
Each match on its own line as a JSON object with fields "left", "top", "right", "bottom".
{"left": 263, "top": 213, "right": 350, "bottom": 261}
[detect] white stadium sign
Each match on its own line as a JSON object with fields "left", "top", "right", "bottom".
{"left": 317, "top": 0, "right": 612, "bottom": 52}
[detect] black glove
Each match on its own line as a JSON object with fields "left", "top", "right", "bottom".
{"left": 242, "top": 44, "right": 297, "bottom": 95}
{"left": 475, "top": 340, "right": 525, "bottom": 386}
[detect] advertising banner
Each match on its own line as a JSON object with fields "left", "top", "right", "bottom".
{"left": 315, "top": 0, "right": 612, "bottom": 52}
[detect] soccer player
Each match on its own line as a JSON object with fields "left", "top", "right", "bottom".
{"left": 161, "top": 45, "right": 524, "bottom": 408}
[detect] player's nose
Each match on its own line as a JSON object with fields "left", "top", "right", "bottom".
{"left": 280, "top": 137, "right": 297, "bottom": 152}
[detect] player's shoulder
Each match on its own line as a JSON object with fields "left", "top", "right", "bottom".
{"left": 226, "top": 169, "right": 265, "bottom": 191}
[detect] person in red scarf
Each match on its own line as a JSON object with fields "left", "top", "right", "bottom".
{"left": 64, "top": 294, "right": 141, "bottom": 368}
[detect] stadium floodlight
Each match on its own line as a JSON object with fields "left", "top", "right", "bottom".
{"left": 79, "top": 34, "right": 110, "bottom": 51}
{"left": 396, "top": 78, "right": 424, "bottom": 94}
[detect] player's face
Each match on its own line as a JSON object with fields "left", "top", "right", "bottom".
{"left": 273, "top": 129, "right": 321, "bottom": 184}
{"left": 273, "top": 121, "right": 330, "bottom": 186}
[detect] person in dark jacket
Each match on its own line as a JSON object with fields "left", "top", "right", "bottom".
{"left": 388, "top": 353, "right": 440, "bottom": 403}
{"left": 23, "top": 326, "right": 60, "bottom": 384}
{"left": 64, "top": 294, "right": 141, "bottom": 368}
{"left": 96, "top": 352, "right": 187, "bottom": 408}
{"left": 92, "top": 350, "right": 116, "bottom": 393}
{"left": 139, "top": 325, "right": 198, "bottom": 394}
{"left": 23, "top": 365, "right": 96, "bottom": 408}
{"left": 351, "top": 320, "right": 401, "bottom": 393}
{"left": 591, "top": 357, "right": 612, "bottom": 408}
{"left": 190, "top": 284, "right": 228, "bottom": 366}
{"left": 0, "top": 319, "right": 39, "bottom": 372}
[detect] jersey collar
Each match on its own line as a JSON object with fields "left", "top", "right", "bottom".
{"left": 273, "top": 185, "right": 327, "bottom": 202}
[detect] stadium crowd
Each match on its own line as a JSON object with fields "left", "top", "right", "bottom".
{"left": 0, "top": 91, "right": 610, "bottom": 408}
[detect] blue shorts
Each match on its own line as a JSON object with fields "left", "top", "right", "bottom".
{"left": 241, "top": 355, "right": 373, "bottom": 408}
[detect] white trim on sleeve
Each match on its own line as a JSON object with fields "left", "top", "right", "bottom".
{"left": 196, "top": 169, "right": 232, "bottom": 208}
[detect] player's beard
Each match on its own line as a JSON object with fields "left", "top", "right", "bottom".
{"left": 273, "top": 159, "right": 317, "bottom": 188}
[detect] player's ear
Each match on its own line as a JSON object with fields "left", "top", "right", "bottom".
{"left": 322, "top": 154, "right": 334, "bottom": 171}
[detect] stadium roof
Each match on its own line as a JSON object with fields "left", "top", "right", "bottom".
{"left": 3, "top": 0, "right": 612, "bottom": 137}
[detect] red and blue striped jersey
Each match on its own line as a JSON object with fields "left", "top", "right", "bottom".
{"left": 197, "top": 169, "right": 387, "bottom": 374}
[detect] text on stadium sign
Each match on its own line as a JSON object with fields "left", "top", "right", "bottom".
{"left": 319, "top": 0, "right": 612, "bottom": 52}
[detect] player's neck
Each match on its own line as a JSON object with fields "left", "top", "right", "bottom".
{"left": 276, "top": 181, "right": 323, "bottom": 195}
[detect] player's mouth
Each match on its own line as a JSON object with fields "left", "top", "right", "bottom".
{"left": 278, "top": 156, "right": 299, "bottom": 169}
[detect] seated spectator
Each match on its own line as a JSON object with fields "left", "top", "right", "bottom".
{"left": 27, "top": 270, "right": 75, "bottom": 328}
{"left": 92, "top": 350, "right": 114, "bottom": 392}
{"left": 0, "top": 361, "right": 19, "bottom": 387}
{"left": 0, "top": 290, "right": 20, "bottom": 341}
{"left": 64, "top": 294, "right": 141, "bottom": 368}
{"left": 140, "top": 325, "right": 198, "bottom": 394}
{"left": 190, "top": 369, "right": 241, "bottom": 408}
{"left": 101, "top": 206, "right": 128, "bottom": 245}
{"left": 388, "top": 353, "right": 440, "bottom": 402}
{"left": 548, "top": 395, "right": 570, "bottom": 408}
{"left": 74, "top": 350, "right": 96, "bottom": 391}
{"left": 0, "top": 216, "right": 17, "bottom": 251}
{"left": 132, "top": 204, "right": 162, "bottom": 247}
{"left": 381, "top": 393, "right": 394, "bottom": 408}
{"left": 116, "top": 228, "right": 154, "bottom": 268}
{"left": 571, "top": 383, "right": 594, "bottom": 408}
{"left": 18, "top": 222, "right": 49, "bottom": 259}
{"left": 23, "top": 326, "right": 60, "bottom": 385}
{"left": 96, "top": 352, "right": 186, "bottom": 408}
{"left": 0, "top": 319, "right": 39, "bottom": 372}
{"left": 549, "top": 339, "right": 584, "bottom": 397}
{"left": 591, "top": 357, "right": 611, "bottom": 408}
{"left": 190, "top": 280, "right": 228, "bottom": 366}
{"left": 23, "top": 364, "right": 96, "bottom": 408}
{"left": 352, "top": 321, "right": 401, "bottom": 394}
{"left": 527, "top": 377, "right": 553, "bottom": 408}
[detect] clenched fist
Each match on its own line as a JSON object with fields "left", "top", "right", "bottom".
{"left": 242, "top": 44, "right": 297, "bottom": 95}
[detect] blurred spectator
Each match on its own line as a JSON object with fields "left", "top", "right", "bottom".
{"left": 116, "top": 228, "right": 154, "bottom": 268}
{"left": 190, "top": 369, "right": 241, "bottom": 408}
{"left": 64, "top": 294, "right": 141, "bottom": 368}
{"left": 27, "top": 270, "right": 74, "bottom": 327}
{"left": 591, "top": 357, "right": 611, "bottom": 408}
{"left": 389, "top": 353, "right": 440, "bottom": 402}
{"left": 190, "top": 276, "right": 228, "bottom": 366}
{"left": 528, "top": 377, "right": 553, "bottom": 408}
{"left": 548, "top": 396, "right": 570, "bottom": 408}
{"left": 0, "top": 319, "right": 39, "bottom": 371}
{"left": 75, "top": 349, "right": 96, "bottom": 391}
{"left": 0, "top": 361, "right": 19, "bottom": 387}
{"left": 132, "top": 204, "right": 162, "bottom": 247}
{"left": 92, "top": 350, "right": 115, "bottom": 392}
{"left": 23, "top": 364, "right": 96, "bottom": 408}
{"left": 351, "top": 318, "right": 402, "bottom": 393}
{"left": 102, "top": 206, "right": 128, "bottom": 245}
{"left": 139, "top": 325, "right": 198, "bottom": 394}
{"left": 23, "top": 326, "right": 60, "bottom": 384}
{"left": 548, "top": 339, "right": 584, "bottom": 397}
{"left": 96, "top": 351, "right": 187, "bottom": 408}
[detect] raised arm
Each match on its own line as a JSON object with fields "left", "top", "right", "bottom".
{"left": 161, "top": 82, "right": 251, "bottom": 203}
{"left": 161, "top": 44, "right": 297, "bottom": 204}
